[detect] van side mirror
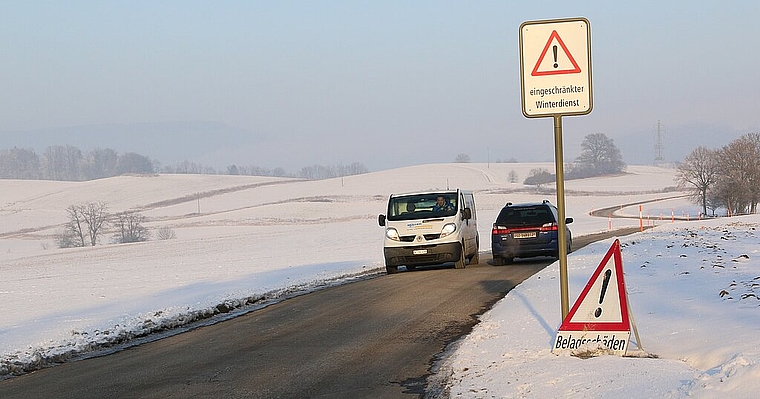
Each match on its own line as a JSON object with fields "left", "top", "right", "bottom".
{"left": 565, "top": 217, "right": 573, "bottom": 224}
{"left": 378, "top": 214, "right": 386, "bottom": 226}
{"left": 462, "top": 208, "right": 472, "bottom": 220}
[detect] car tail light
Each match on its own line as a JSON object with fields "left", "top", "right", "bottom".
{"left": 492, "top": 226, "right": 510, "bottom": 235}
{"left": 540, "top": 223, "right": 558, "bottom": 232}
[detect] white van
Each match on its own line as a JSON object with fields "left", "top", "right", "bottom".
{"left": 378, "top": 189, "right": 479, "bottom": 274}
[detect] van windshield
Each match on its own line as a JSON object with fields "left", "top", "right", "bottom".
{"left": 387, "top": 193, "right": 458, "bottom": 221}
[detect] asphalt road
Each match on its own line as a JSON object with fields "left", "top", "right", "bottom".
{"left": 0, "top": 230, "right": 633, "bottom": 399}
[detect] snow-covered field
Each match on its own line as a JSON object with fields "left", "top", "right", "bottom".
{"left": 2, "top": 163, "right": 758, "bottom": 397}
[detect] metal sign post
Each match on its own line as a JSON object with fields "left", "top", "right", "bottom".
{"left": 553, "top": 114, "right": 569, "bottom": 317}
{"left": 520, "top": 17, "right": 592, "bottom": 319}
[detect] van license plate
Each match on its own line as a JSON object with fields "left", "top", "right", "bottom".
{"left": 413, "top": 249, "right": 428, "bottom": 255}
{"left": 513, "top": 232, "right": 537, "bottom": 239}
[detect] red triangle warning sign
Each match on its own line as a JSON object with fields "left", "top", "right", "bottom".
{"left": 531, "top": 30, "right": 582, "bottom": 76}
{"left": 560, "top": 239, "right": 630, "bottom": 332}
{"left": 553, "top": 239, "right": 633, "bottom": 355}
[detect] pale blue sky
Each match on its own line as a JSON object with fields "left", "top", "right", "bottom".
{"left": 1, "top": 1, "right": 758, "bottom": 171}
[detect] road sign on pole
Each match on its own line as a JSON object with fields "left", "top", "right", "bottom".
{"left": 519, "top": 17, "right": 592, "bottom": 321}
{"left": 520, "top": 18, "right": 592, "bottom": 118}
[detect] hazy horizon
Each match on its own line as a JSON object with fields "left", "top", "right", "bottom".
{"left": 2, "top": 1, "right": 758, "bottom": 172}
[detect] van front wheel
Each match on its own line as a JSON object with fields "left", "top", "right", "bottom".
{"left": 454, "top": 244, "right": 466, "bottom": 269}
{"left": 469, "top": 250, "right": 479, "bottom": 265}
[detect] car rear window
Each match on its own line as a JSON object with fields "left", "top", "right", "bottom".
{"left": 495, "top": 205, "right": 554, "bottom": 227}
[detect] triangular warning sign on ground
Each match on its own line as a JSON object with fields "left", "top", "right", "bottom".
{"left": 560, "top": 239, "right": 629, "bottom": 331}
{"left": 531, "top": 30, "right": 582, "bottom": 76}
{"left": 553, "top": 239, "right": 634, "bottom": 356}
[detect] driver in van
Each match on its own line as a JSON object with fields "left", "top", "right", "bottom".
{"left": 433, "top": 196, "right": 455, "bottom": 212}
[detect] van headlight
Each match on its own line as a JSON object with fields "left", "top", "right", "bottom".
{"left": 386, "top": 228, "right": 400, "bottom": 241}
{"left": 440, "top": 223, "right": 457, "bottom": 238}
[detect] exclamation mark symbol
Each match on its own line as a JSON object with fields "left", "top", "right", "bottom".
{"left": 594, "top": 270, "right": 612, "bottom": 318}
{"left": 552, "top": 45, "right": 558, "bottom": 68}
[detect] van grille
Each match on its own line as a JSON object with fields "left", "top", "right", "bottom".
{"left": 399, "top": 234, "right": 441, "bottom": 242}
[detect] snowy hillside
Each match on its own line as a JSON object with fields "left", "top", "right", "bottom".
{"left": 4, "top": 163, "right": 725, "bottom": 396}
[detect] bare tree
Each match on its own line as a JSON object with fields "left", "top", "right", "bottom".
{"left": 82, "top": 148, "right": 119, "bottom": 180}
{"left": 0, "top": 147, "right": 40, "bottom": 179}
{"left": 455, "top": 153, "right": 471, "bottom": 163}
{"left": 271, "top": 167, "right": 288, "bottom": 177}
{"left": 43, "top": 145, "right": 83, "bottom": 181}
{"left": 59, "top": 205, "right": 88, "bottom": 248}
{"left": 164, "top": 160, "right": 208, "bottom": 174}
{"left": 299, "top": 164, "right": 334, "bottom": 179}
{"left": 741, "top": 133, "right": 760, "bottom": 213}
{"left": 508, "top": 170, "right": 519, "bottom": 183}
{"left": 237, "top": 165, "right": 279, "bottom": 177}
{"left": 156, "top": 226, "right": 177, "bottom": 240}
{"left": 297, "top": 163, "right": 367, "bottom": 179}
{"left": 337, "top": 162, "right": 368, "bottom": 176}
{"left": 715, "top": 137, "right": 758, "bottom": 215}
{"left": 676, "top": 133, "right": 760, "bottom": 217}
{"left": 676, "top": 146, "right": 718, "bottom": 216}
{"left": 59, "top": 202, "right": 110, "bottom": 247}
{"left": 83, "top": 202, "right": 109, "bottom": 246}
{"left": 113, "top": 211, "right": 150, "bottom": 243}
{"left": 709, "top": 177, "right": 744, "bottom": 216}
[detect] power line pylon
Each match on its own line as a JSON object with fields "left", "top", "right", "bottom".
{"left": 654, "top": 120, "right": 664, "bottom": 164}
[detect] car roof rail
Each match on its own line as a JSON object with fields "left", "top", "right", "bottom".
{"left": 505, "top": 202, "right": 512, "bottom": 206}
{"left": 542, "top": 199, "right": 550, "bottom": 204}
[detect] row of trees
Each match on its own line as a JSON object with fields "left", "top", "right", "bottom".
{"left": 3, "top": 134, "right": 624, "bottom": 183}
{"left": 677, "top": 133, "right": 760, "bottom": 216}
{"left": 0, "top": 146, "right": 153, "bottom": 181}
{"left": 296, "top": 162, "right": 369, "bottom": 179}
{"left": 0, "top": 145, "right": 369, "bottom": 181}
{"left": 57, "top": 201, "right": 176, "bottom": 248}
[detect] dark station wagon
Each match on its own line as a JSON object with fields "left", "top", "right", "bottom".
{"left": 491, "top": 200, "right": 572, "bottom": 265}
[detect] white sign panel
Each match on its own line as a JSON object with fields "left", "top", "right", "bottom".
{"left": 520, "top": 18, "right": 592, "bottom": 118}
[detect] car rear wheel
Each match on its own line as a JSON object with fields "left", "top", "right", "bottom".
{"left": 492, "top": 255, "right": 503, "bottom": 266}
{"left": 386, "top": 265, "right": 398, "bottom": 274}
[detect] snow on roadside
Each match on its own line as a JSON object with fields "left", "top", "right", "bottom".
{"left": 441, "top": 216, "right": 760, "bottom": 398}
{"left": 1, "top": 220, "right": 384, "bottom": 377}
